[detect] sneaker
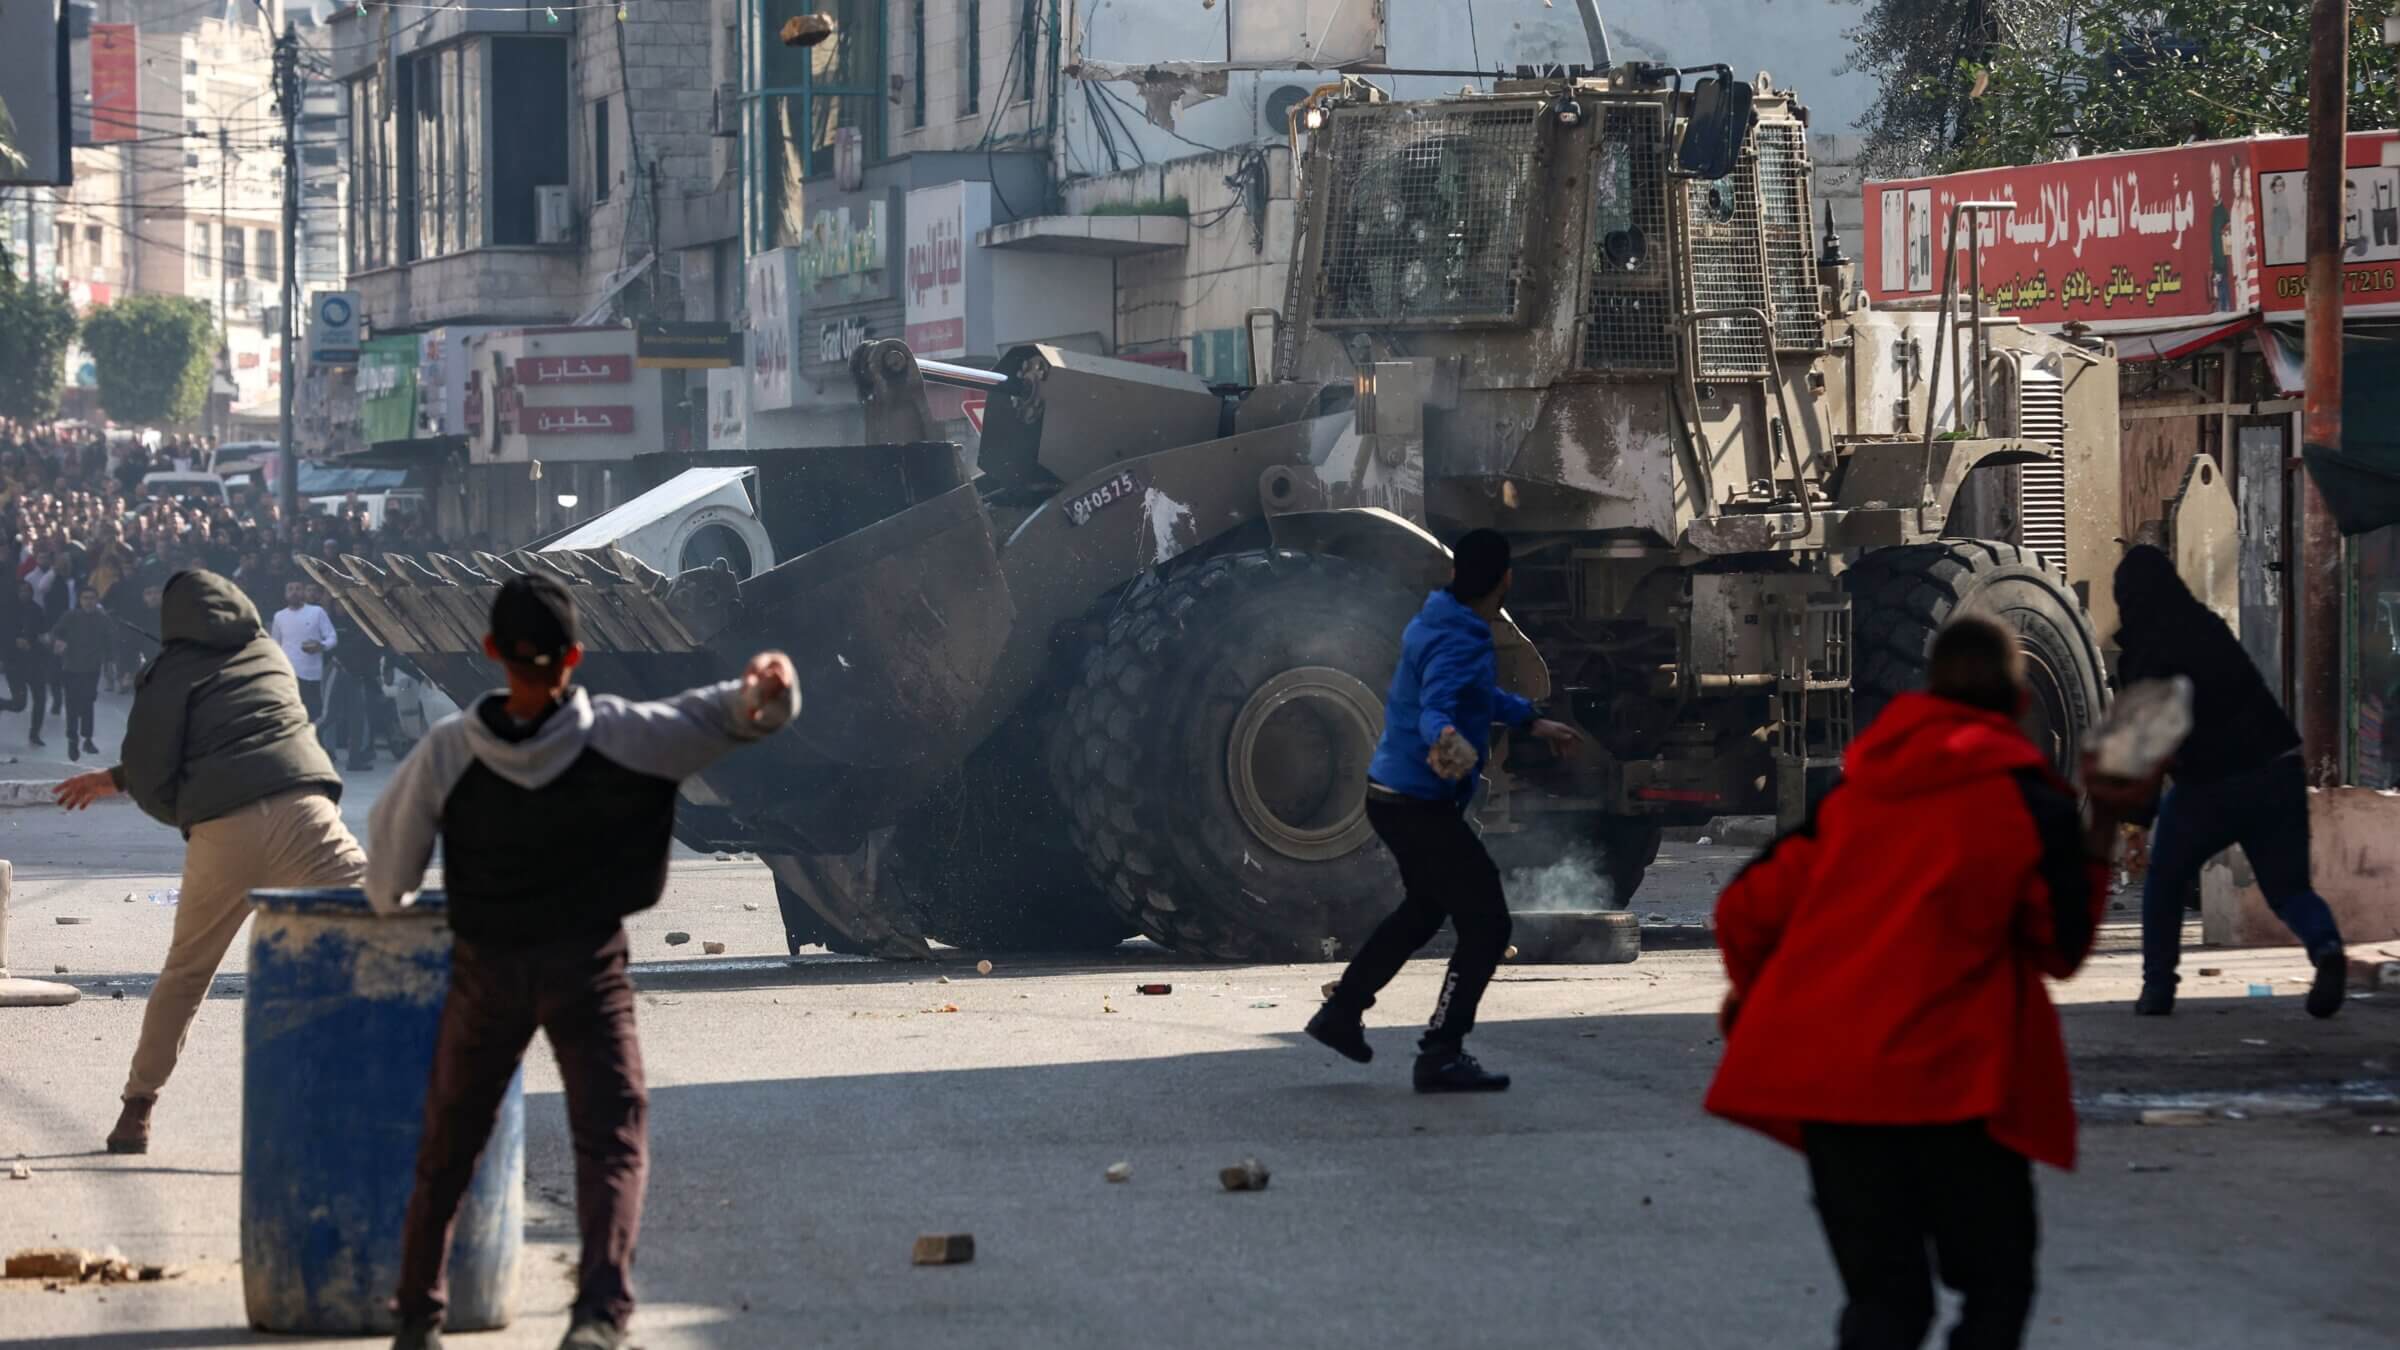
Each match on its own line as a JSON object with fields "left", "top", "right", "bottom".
{"left": 1304, "top": 1003, "right": 1372, "bottom": 1064}
{"left": 558, "top": 1316, "right": 627, "bottom": 1350}
{"left": 106, "top": 1096, "right": 153, "bottom": 1155}
{"left": 1413, "top": 1048, "right": 1510, "bottom": 1094}
{"left": 2134, "top": 983, "right": 2175, "bottom": 1016}
{"left": 2307, "top": 949, "right": 2347, "bottom": 1020}
{"left": 390, "top": 1321, "right": 443, "bottom": 1350}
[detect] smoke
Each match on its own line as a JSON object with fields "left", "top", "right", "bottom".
{"left": 1504, "top": 842, "right": 1619, "bottom": 913}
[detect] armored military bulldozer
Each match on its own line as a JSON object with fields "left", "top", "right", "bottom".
{"left": 309, "top": 67, "right": 2116, "bottom": 962}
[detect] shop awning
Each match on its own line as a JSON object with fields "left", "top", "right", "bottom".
{"left": 2302, "top": 345, "right": 2400, "bottom": 535}
{"left": 2112, "top": 316, "right": 2260, "bottom": 362}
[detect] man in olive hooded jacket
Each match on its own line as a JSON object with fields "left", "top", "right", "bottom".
{"left": 55, "top": 570, "right": 367, "bottom": 1154}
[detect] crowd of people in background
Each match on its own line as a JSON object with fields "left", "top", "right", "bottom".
{"left": 0, "top": 418, "right": 463, "bottom": 769}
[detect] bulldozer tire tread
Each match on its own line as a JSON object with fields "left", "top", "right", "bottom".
{"left": 1845, "top": 539, "right": 2106, "bottom": 770}
{"left": 889, "top": 702, "right": 1134, "bottom": 953}
{"left": 1052, "top": 549, "right": 1421, "bottom": 962}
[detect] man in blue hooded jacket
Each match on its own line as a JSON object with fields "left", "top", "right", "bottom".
{"left": 1306, "top": 530, "right": 1580, "bottom": 1091}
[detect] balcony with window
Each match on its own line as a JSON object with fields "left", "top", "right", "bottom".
{"left": 743, "top": 1, "right": 883, "bottom": 256}
{"left": 335, "top": 6, "right": 579, "bottom": 328}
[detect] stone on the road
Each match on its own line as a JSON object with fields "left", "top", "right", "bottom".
{"left": 6, "top": 1248, "right": 88, "bottom": 1278}
{"left": 1219, "top": 1158, "right": 1271, "bottom": 1192}
{"left": 2141, "top": 1109, "right": 2212, "bottom": 1127}
{"left": 1105, "top": 1161, "right": 1132, "bottom": 1183}
{"left": 664, "top": 931, "right": 691, "bottom": 946}
{"left": 976, "top": 960, "right": 993, "bottom": 975}
{"left": 702, "top": 941, "right": 726, "bottom": 955}
{"left": 911, "top": 1233, "right": 975, "bottom": 1265}
{"left": 7, "top": 1162, "right": 29, "bottom": 1181}
{"left": 741, "top": 902, "right": 759, "bottom": 912}
{"left": 54, "top": 916, "right": 87, "bottom": 925}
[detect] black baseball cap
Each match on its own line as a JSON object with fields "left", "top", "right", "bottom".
{"left": 489, "top": 573, "right": 581, "bottom": 668}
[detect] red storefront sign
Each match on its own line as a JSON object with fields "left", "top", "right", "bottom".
{"left": 2251, "top": 130, "right": 2400, "bottom": 315}
{"left": 515, "top": 353, "right": 632, "bottom": 385}
{"left": 1865, "top": 142, "right": 2255, "bottom": 329}
{"left": 525, "top": 405, "right": 634, "bottom": 436}
{"left": 90, "top": 25, "right": 139, "bottom": 145}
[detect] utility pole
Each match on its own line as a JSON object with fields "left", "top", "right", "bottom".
{"left": 275, "top": 20, "right": 301, "bottom": 542}
{"left": 218, "top": 125, "right": 232, "bottom": 354}
{"left": 2301, "top": 0, "right": 2348, "bottom": 785}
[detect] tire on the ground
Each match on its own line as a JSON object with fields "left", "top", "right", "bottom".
{"left": 1507, "top": 908, "right": 1641, "bottom": 964}
{"left": 1844, "top": 539, "right": 2107, "bottom": 771}
{"left": 886, "top": 706, "right": 1133, "bottom": 953}
{"left": 1051, "top": 549, "right": 1424, "bottom": 962}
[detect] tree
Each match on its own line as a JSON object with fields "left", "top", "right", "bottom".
{"left": 0, "top": 268, "right": 78, "bottom": 422}
{"left": 1850, "top": 0, "right": 2400, "bottom": 175}
{"left": 81, "top": 293, "right": 218, "bottom": 427}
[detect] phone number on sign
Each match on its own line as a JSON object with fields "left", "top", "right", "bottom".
{"left": 1063, "top": 470, "right": 1142, "bottom": 527}
{"left": 2274, "top": 267, "right": 2400, "bottom": 299}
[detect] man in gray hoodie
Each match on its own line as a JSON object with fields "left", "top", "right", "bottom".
{"left": 367, "top": 574, "right": 797, "bottom": 1350}
{"left": 55, "top": 570, "right": 366, "bottom": 1154}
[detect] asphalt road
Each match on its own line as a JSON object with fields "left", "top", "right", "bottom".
{"left": 4, "top": 691, "right": 2397, "bottom": 1349}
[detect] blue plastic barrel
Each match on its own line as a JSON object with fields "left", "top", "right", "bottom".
{"left": 241, "top": 889, "right": 523, "bottom": 1334}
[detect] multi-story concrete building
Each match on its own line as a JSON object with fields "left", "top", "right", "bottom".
{"left": 330, "top": 0, "right": 722, "bottom": 540}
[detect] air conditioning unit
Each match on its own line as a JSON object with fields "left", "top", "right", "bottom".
{"left": 536, "top": 186, "right": 575, "bottom": 245}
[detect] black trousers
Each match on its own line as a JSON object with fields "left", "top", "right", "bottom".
{"left": 1329, "top": 793, "right": 1511, "bottom": 1052}
{"left": 1803, "top": 1122, "right": 2037, "bottom": 1350}
{"left": 397, "top": 925, "right": 647, "bottom": 1329}
{"left": 295, "top": 676, "right": 323, "bottom": 721}
{"left": 61, "top": 669, "right": 99, "bottom": 747}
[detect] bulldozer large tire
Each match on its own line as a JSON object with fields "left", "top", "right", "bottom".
{"left": 887, "top": 707, "right": 1134, "bottom": 953}
{"left": 1052, "top": 550, "right": 1423, "bottom": 962}
{"left": 1845, "top": 540, "right": 2106, "bottom": 771}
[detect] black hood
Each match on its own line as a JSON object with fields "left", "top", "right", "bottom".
{"left": 159, "top": 570, "right": 265, "bottom": 650}
{"left": 2113, "top": 545, "right": 2202, "bottom": 638}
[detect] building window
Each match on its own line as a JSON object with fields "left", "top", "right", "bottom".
{"left": 960, "top": 0, "right": 980, "bottom": 117}
{"left": 257, "top": 228, "right": 277, "bottom": 282}
{"left": 910, "top": 0, "right": 925, "bottom": 129}
{"left": 751, "top": 2, "right": 884, "bottom": 251}
{"left": 593, "top": 97, "right": 612, "bottom": 202}
{"left": 225, "top": 226, "right": 245, "bottom": 278}
{"left": 184, "top": 58, "right": 197, "bottom": 76}
{"left": 348, "top": 36, "right": 562, "bottom": 267}
{"left": 194, "top": 222, "right": 213, "bottom": 278}
{"left": 1017, "top": 0, "right": 1036, "bottom": 105}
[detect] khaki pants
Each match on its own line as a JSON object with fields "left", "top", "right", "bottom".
{"left": 123, "top": 788, "right": 367, "bottom": 1101}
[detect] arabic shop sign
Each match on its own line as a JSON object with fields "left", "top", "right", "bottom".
{"left": 2251, "top": 131, "right": 2400, "bottom": 315}
{"left": 796, "top": 200, "right": 890, "bottom": 300}
{"left": 524, "top": 405, "right": 636, "bottom": 436}
{"left": 359, "top": 335, "right": 423, "bottom": 445}
{"left": 1865, "top": 142, "right": 2255, "bottom": 329}
{"left": 515, "top": 354, "right": 634, "bottom": 386}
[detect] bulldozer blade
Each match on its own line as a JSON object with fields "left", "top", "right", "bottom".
{"left": 761, "top": 840, "right": 933, "bottom": 961}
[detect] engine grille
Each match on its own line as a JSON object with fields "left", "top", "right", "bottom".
{"left": 1314, "top": 101, "right": 1545, "bottom": 326}
{"left": 1581, "top": 102, "right": 1677, "bottom": 372}
{"left": 1683, "top": 150, "right": 1771, "bottom": 379}
{"left": 1754, "top": 121, "right": 1825, "bottom": 351}
{"left": 2016, "top": 362, "right": 2069, "bottom": 578}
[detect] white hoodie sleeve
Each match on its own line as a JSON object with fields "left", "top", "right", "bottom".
{"left": 587, "top": 676, "right": 801, "bottom": 784}
{"left": 364, "top": 716, "right": 475, "bottom": 914}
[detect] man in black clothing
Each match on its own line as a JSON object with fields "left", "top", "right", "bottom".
{"left": 2114, "top": 545, "right": 2346, "bottom": 1017}
{"left": 368, "top": 574, "right": 798, "bottom": 1350}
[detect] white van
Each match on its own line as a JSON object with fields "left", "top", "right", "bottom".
{"left": 138, "top": 471, "right": 231, "bottom": 507}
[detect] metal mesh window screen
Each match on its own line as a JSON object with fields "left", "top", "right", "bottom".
{"left": 1685, "top": 151, "right": 1771, "bottom": 378}
{"left": 1582, "top": 103, "right": 1676, "bottom": 372}
{"left": 1315, "top": 102, "right": 1544, "bottom": 325}
{"left": 1755, "top": 122, "right": 1824, "bottom": 350}
{"left": 2016, "top": 365, "right": 2069, "bottom": 577}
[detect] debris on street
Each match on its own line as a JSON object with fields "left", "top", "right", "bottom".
{"left": 1105, "top": 1161, "right": 1132, "bottom": 1183}
{"left": 702, "top": 941, "right": 726, "bottom": 955}
{"left": 2197, "top": 967, "right": 2223, "bottom": 977}
{"left": 741, "top": 902, "right": 760, "bottom": 912}
{"left": 1137, "top": 983, "right": 1172, "bottom": 995}
{"left": 976, "top": 960, "right": 994, "bottom": 975}
{"left": 664, "top": 931, "right": 691, "bottom": 946}
{"left": 1219, "top": 1158, "right": 1271, "bottom": 1192}
{"left": 2140, "top": 1109, "right": 2212, "bottom": 1128}
{"left": 7, "top": 1162, "right": 29, "bottom": 1181}
{"left": 912, "top": 1233, "right": 974, "bottom": 1266}
{"left": 54, "top": 916, "right": 88, "bottom": 925}
{"left": 2127, "top": 1163, "right": 2176, "bottom": 1174}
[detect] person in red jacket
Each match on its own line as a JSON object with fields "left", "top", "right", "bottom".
{"left": 1705, "top": 615, "right": 2146, "bottom": 1350}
